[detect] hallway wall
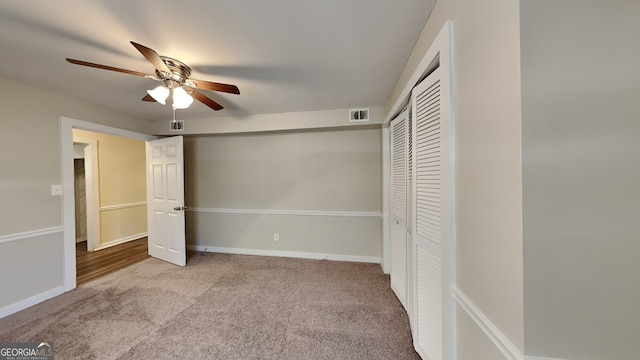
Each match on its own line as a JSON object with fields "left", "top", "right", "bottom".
{"left": 73, "top": 129, "right": 147, "bottom": 248}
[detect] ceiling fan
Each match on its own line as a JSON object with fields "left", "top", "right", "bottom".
{"left": 66, "top": 41, "right": 239, "bottom": 111}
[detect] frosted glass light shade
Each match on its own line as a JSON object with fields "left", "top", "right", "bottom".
{"left": 147, "top": 85, "right": 170, "bottom": 105}
{"left": 172, "top": 87, "right": 193, "bottom": 109}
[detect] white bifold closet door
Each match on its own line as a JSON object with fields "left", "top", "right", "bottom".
{"left": 411, "top": 66, "right": 453, "bottom": 360}
{"left": 390, "top": 108, "right": 410, "bottom": 308}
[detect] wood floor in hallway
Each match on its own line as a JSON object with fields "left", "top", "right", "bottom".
{"left": 76, "top": 237, "right": 149, "bottom": 286}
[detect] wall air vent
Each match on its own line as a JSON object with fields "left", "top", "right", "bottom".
{"left": 349, "top": 108, "right": 370, "bottom": 122}
{"left": 169, "top": 120, "right": 184, "bottom": 132}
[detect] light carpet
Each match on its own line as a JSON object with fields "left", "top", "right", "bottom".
{"left": 0, "top": 252, "right": 420, "bottom": 359}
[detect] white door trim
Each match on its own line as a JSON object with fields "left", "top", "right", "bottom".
{"left": 381, "top": 126, "right": 391, "bottom": 273}
{"left": 60, "top": 116, "right": 156, "bottom": 291}
{"left": 73, "top": 137, "right": 99, "bottom": 252}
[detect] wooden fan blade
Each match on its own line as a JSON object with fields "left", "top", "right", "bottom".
{"left": 130, "top": 41, "right": 172, "bottom": 74}
{"left": 191, "top": 89, "right": 223, "bottom": 110}
{"left": 188, "top": 79, "right": 240, "bottom": 95}
{"left": 142, "top": 94, "right": 156, "bottom": 102}
{"left": 66, "top": 58, "right": 150, "bottom": 77}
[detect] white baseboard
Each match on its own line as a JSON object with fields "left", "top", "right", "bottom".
{"left": 93, "top": 233, "right": 147, "bottom": 251}
{"left": 325, "top": 253, "right": 380, "bottom": 263}
{"left": 0, "top": 286, "right": 65, "bottom": 319}
{"left": 187, "top": 245, "right": 380, "bottom": 264}
{"left": 526, "top": 357, "right": 569, "bottom": 360}
{"left": 452, "top": 286, "right": 524, "bottom": 360}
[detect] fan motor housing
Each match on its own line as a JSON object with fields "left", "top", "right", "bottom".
{"left": 158, "top": 56, "right": 191, "bottom": 84}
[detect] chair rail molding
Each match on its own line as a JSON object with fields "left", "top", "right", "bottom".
{"left": 188, "top": 207, "right": 381, "bottom": 218}
{"left": 0, "top": 226, "right": 64, "bottom": 244}
{"left": 452, "top": 286, "right": 524, "bottom": 360}
{"left": 99, "top": 201, "right": 147, "bottom": 212}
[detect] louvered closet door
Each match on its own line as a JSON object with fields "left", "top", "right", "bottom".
{"left": 411, "top": 66, "right": 453, "bottom": 360}
{"left": 406, "top": 105, "right": 415, "bottom": 328}
{"left": 390, "top": 110, "right": 409, "bottom": 308}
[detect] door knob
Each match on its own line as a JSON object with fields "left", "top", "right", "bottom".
{"left": 173, "top": 206, "right": 186, "bottom": 211}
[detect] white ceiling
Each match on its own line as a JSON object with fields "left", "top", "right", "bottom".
{"left": 0, "top": 0, "right": 435, "bottom": 122}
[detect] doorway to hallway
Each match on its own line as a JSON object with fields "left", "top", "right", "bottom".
{"left": 76, "top": 237, "right": 149, "bottom": 285}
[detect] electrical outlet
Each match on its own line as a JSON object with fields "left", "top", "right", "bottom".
{"left": 273, "top": 233, "right": 279, "bottom": 242}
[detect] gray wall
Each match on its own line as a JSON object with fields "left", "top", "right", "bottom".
{"left": 0, "top": 75, "right": 150, "bottom": 310}
{"left": 184, "top": 128, "right": 382, "bottom": 259}
{"left": 388, "top": 0, "right": 525, "bottom": 357}
{"left": 521, "top": 1, "right": 640, "bottom": 359}
{"left": 456, "top": 305, "right": 512, "bottom": 360}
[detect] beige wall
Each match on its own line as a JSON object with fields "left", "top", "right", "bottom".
{"left": 521, "top": 1, "right": 640, "bottom": 359}
{"left": 73, "top": 129, "right": 147, "bottom": 246}
{"left": 184, "top": 128, "right": 382, "bottom": 259}
{"left": 387, "top": 0, "right": 525, "bottom": 356}
{"left": 0, "top": 75, "right": 150, "bottom": 310}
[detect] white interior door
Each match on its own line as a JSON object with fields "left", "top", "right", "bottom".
{"left": 390, "top": 109, "right": 409, "bottom": 308}
{"left": 146, "top": 136, "right": 186, "bottom": 266}
{"left": 411, "top": 66, "right": 453, "bottom": 360}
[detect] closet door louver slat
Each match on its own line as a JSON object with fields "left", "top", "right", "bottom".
{"left": 391, "top": 116, "right": 407, "bottom": 225}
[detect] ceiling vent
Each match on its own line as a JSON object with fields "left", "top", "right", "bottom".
{"left": 349, "top": 108, "right": 370, "bottom": 122}
{"left": 169, "top": 120, "right": 184, "bottom": 132}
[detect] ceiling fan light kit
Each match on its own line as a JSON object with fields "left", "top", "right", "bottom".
{"left": 147, "top": 85, "right": 169, "bottom": 105}
{"left": 171, "top": 87, "right": 194, "bottom": 109}
{"left": 66, "top": 41, "right": 240, "bottom": 112}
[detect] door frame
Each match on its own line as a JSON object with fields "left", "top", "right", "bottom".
{"left": 60, "top": 116, "right": 156, "bottom": 291}
{"left": 73, "top": 137, "right": 99, "bottom": 252}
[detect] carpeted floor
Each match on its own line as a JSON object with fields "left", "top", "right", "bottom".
{"left": 0, "top": 252, "right": 420, "bottom": 359}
